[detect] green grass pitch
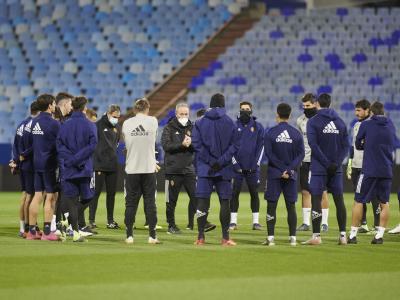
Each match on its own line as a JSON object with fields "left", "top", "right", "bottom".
{"left": 1, "top": 191, "right": 400, "bottom": 300}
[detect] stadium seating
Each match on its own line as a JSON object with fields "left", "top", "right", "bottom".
{"left": 0, "top": 0, "right": 249, "bottom": 142}
{"left": 185, "top": 7, "right": 400, "bottom": 136}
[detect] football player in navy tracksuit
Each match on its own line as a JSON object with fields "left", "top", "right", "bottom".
{"left": 346, "top": 99, "right": 380, "bottom": 233}
{"left": 230, "top": 101, "right": 264, "bottom": 231}
{"left": 304, "top": 94, "right": 349, "bottom": 245}
{"left": 263, "top": 103, "right": 304, "bottom": 246}
{"left": 10, "top": 101, "right": 40, "bottom": 237}
{"left": 57, "top": 96, "right": 97, "bottom": 242}
{"left": 192, "top": 93, "right": 240, "bottom": 246}
{"left": 348, "top": 102, "right": 397, "bottom": 244}
{"left": 53, "top": 92, "right": 74, "bottom": 233}
{"left": 25, "top": 94, "right": 60, "bottom": 241}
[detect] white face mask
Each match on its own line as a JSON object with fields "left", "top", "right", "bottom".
{"left": 109, "top": 116, "right": 118, "bottom": 126}
{"left": 178, "top": 117, "right": 188, "bottom": 126}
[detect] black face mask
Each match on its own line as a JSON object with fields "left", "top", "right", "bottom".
{"left": 239, "top": 110, "right": 252, "bottom": 124}
{"left": 304, "top": 108, "right": 317, "bottom": 119}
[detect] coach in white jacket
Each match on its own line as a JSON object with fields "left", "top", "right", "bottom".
{"left": 122, "top": 98, "right": 161, "bottom": 245}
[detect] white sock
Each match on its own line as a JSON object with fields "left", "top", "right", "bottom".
{"left": 302, "top": 208, "right": 311, "bottom": 226}
{"left": 19, "top": 220, "right": 25, "bottom": 232}
{"left": 349, "top": 226, "right": 359, "bottom": 239}
{"left": 252, "top": 212, "right": 259, "bottom": 224}
{"left": 375, "top": 226, "right": 385, "bottom": 239}
{"left": 322, "top": 208, "right": 329, "bottom": 225}
{"left": 340, "top": 231, "right": 346, "bottom": 237}
{"left": 51, "top": 215, "right": 56, "bottom": 232}
{"left": 312, "top": 233, "right": 320, "bottom": 238}
{"left": 290, "top": 236, "right": 296, "bottom": 242}
{"left": 268, "top": 235, "right": 274, "bottom": 241}
{"left": 230, "top": 212, "right": 238, "bottom": 224}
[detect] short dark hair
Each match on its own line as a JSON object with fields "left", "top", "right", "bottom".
{"left": 196, "top": 108, "right": 206, "bottom": 118}
{"left": 370, "top": 101, "right": 384, "bottom": 115}
{"left": 355, "top": 99, "right": 370, "bottom": 110}
{"left": 36, "top": 94, "right": 55, "bottom": 112}
{"left": 53, "top": 106, "right": 63, "bottom": 120}
{"left": 134, "top": 98, "right": 150, "bottom": 113}
{"left": 317, "top": 93, "right": 331, "bottom": 108}
{"left": 301, "top": 93, "right": 316, "bottom": 103}
{"left": 277, "top": 103, "right": 291, "bottom": 119}
{"left": 239, "top": 101, "right": 252, "bottom": 109}
{"left": 72, "top": 96, "right": 88, "bottom": 111}
{"left": 56, "top": 92, "right": 74, "bottom": 105}
{"left": 30, "top": 101, "right": 39, "bottom": 115}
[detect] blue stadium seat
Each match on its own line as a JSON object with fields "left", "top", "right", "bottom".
{"left": 317, "top": 85, "right": 333, "bottom": 95}
{"left": 269, "top": 29, "right": 284, "bottom": 40}
{"left": 0, "top": 0, "right": 240, "bottom": 141}
{"left": 297, "top": 53, "right": 313, "bottom": 65}
{"left": 289, "top": 85, "right": 305, "bottom": 94}
{"left": 352, "top": 53, "right": 367, "bottom": 67}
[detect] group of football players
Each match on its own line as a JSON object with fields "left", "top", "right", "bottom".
{"left": 9, "top": 92, "right": 400, "bottom": 245}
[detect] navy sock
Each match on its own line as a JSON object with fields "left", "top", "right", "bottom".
{"left": 43, "top": 222, "right": 51, "bottom": 235}
{"left": 29, "top": 225, "right": 36, "bottom": 235}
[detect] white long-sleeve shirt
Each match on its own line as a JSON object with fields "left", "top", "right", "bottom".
{"left": 351, "top": 121, "right": 364, "bottom": 169}
{"left": 296, "top": 114, "right": 311, "bottom": 163}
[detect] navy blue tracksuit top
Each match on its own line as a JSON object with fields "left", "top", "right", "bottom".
{"left": 232, "top": 117, "right": 264, "bottom": 172}
{"left": 192, "top": 107, "right": 239, "bottom": 180}
{"left": 307, "top": 108, "right": 349, "bottom": 176}
{"left": 31, "top": 112, "right": 60, "bottom": 172}
{"left": 57, "top": 111, "right": 98, "bottom": 180}
{"left": 264, "top": 122, "right": 304, "bottom": 180}
{"left": 355, "top": 115, "right": 397, "bottom": 178}
{"left": 12, "top": 117, "right": 30, "bottom": 165}
{"left": 19, "top": 118, "right": 35, "bottom": 172}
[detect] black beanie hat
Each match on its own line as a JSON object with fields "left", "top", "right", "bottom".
{"left": 210, "top": 93, "right": 225, "bottom": 108}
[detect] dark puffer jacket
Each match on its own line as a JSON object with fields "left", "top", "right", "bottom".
{"left": 161, "top": 117, "right": 195, "bottom": 175}
{"left": 93, "top": 114, "right": 120, "bottom": 172}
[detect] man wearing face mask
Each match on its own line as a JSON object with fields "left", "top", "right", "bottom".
{"left": 90, "top": 104, "right": 121, "bottom": 229}
{"left": 229, "top": 101, "right": 264, "bottom": 231}
{"left": 161, "top": 103, "right": 198, "bottom": 234}
{"left": 296, "top": 93, "right": 330, "bottom": 232}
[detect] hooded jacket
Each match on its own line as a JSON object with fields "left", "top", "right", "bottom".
{"left": 355, "top": 115, "right": 396, "bottom": 178}
{"left": 93, "top": 114, "right": 120, "bottom": 172}
{"left": 31, "top": 112, "right": 60, "bottom": 172}
{"left": 161, "top": 117, "right": 195, "bottom": 175}
{"left": 264, "top": 122, "right": 305, "bottom": 180}
{"left": 192, "top": 108, "right": 239, "bottom": 179}
{"left": 306, "top": 108, "right": 349, "bottom": 175}
{"left": 232, "top": 117, "right": 264, "bottom": 172}
{"left": 57, "top": 111, "right": 98, "bottom": 180}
